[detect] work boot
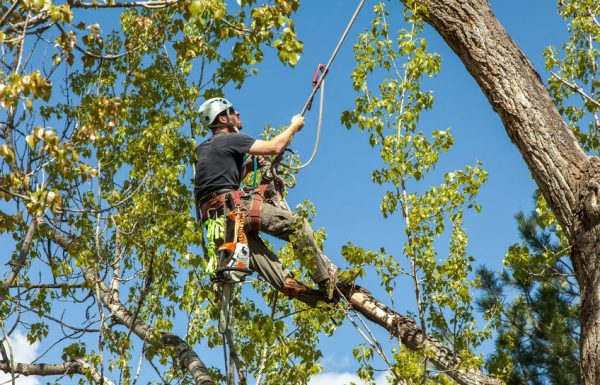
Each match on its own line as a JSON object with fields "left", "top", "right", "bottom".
{"left": 283, "top": 277, "right": 328, "bottom": 307}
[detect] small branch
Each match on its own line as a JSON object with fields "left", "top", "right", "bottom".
{"left": 551, "top": 72, "right": 600, "bottom": 109}
{"left": 68, "top": 0, "right": 180, "bottom": 9}
{"left": 0, "top": 217, "right": 39, "bottom": 305}
{"left": 587, "top": 7, "right": 600, "bottom": 28}
{"left": 0, "top": 360, "right": 116, "bottom": 385}
{"left": 16, "top": 302, "right": 99, "bottom": 333}
{"left": 8, "top": 282, "right": 85, "bottom": 289}
{"left": 55, "top": 23, "right": 145, "bottom": 60}
{"left": 0, "top": 0, "right": 22, "bottom": 29}
{"left": 58, "top": 172, "right": 150, "bottom": 214}
{"left": 2, "top": 11, "right": 51, "bottom": 34}
{"left": 219, "top": 18, "right": 253, "bottom": 35}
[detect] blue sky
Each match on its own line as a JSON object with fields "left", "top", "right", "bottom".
{"left": 2, "top": 0, "right": 571, "bottom": 384}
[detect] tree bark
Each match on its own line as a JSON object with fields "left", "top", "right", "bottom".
{"left": 44, "top": 226, "right": 215, "bottom": 385}
{"left": 341, "top": 285, "right": 501, "bottom": 385}
{"left": 398, "top": 0, "right": 599, "bottom": 384}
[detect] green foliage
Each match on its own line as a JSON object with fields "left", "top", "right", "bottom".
{"left": 544, "top": 0, "right": 600, "bottom": 153}
{"left": 477, "top": 195, "right": 580, "bottom": 385}
{"left": 0, "top": 0, "right": 311, "bottom": 383}
{"left": 342, "top": 2, "right": 488, "bottom": 383}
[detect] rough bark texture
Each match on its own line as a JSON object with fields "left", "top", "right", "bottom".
{"left": 398, "top": 1, "right": 600, "bottom": 384}
{"left": 341, "top": 285, "right": 501, "bottom": 385}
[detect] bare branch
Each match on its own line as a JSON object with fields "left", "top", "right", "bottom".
{"left": 67, "top": 0, "right": 180, "bottom": 9}
{"left": 0, "top": 217, "right": 39, "bottom": 305}
{"left": 551, "top": 72, "right": 600, "bottom": 109}
{"left": 0, "top": 360, "right": 116, "bottom": 385}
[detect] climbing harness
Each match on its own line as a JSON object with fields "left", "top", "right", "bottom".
{"left": 275, "top": 0, "right": 366, "bottom": 171}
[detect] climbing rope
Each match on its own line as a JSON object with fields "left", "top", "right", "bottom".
{"left": 278, "top": 0, "right": 366, "bottom": 171}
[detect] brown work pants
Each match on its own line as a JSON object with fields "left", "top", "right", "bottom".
{"left": 238, "top": 200, "right": 335, "bottom": 291}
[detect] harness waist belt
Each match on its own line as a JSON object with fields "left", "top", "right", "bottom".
{"left": 198, "top": 188, "right": 235, "bottom": 207}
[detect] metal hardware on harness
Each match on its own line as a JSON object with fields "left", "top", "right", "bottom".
{"left": 214, "top": 206, "right": 251, "bottom": 335}
{"left": 212, "top": 207, "right": 251, "bottom": 284}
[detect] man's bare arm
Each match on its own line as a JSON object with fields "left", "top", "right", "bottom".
{"left": 248, "top": 115, "right": 304, "bottom": 155}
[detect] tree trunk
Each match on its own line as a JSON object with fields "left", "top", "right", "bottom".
{"left": 399, "top": 0, "right": 599, "bottom": 383}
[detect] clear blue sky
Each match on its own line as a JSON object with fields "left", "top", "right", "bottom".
{"left": 2, "top": 1, "right": 570, "bottom": 384}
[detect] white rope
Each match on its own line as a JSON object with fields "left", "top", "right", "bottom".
{"left": 287, "top": 80, "right": 325, "bottom": 170}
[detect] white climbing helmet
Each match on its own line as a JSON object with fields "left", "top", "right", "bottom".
{"left": 198, "top": 97, "right": 233, "bottom": 127}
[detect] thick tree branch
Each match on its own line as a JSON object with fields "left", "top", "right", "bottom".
{"left": 0, "top": 359, "right": 116, "bottom": 385}
{"left": 67, "top": 0, "right": 180, "bottom": 9}
{"left": 341, "top": 286, "right": 501, "bottom": 385}
{"left": 43, "top": 226, "right": 215, "bottom": 385}
{"left": 408, "top": 0, "right": 588, "bottom": 238}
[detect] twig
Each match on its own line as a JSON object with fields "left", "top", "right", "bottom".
{"left": 0, "top": 217, "right": 39, "bottom": 305}
{"left": 0, "top": 0, "right": 22, "bottom": 29}
{"left": 551, "top": 72, "right": 600, "bottom": 108}
{"left": 68, "top": 0, "right": 180, "bottom": 9}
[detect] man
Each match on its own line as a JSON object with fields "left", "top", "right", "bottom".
{"left": 195, "top": 97, "right": 337, "bottom": 306}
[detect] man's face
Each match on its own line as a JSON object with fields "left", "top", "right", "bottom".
{"left": 219, "top": 107, "right": 242, "bottom": 131}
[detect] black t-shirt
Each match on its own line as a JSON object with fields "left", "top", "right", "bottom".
{"left": 194, "top": 133, "right": 256, "bottom": 202}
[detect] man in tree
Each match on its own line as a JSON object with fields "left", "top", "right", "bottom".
{"left": 195, "top": 97, "right": 337, "bottom": 306}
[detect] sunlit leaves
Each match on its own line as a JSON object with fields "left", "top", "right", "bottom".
{"left": 343, "top": 2, "right": 487, "bottom": 381}
{"left": 545, "top": 0, "right": 600, "bottom": 154}
{"left": 0, "top": 0, "right": 309, "bottom": 383}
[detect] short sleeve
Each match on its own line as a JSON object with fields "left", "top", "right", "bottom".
{"left": 225, "top": 133, "right": 255, "bottom": 155}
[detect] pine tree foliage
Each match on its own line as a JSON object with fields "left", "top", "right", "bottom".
{"left": 477, "top": 201, "right": 580, "bottom": 385}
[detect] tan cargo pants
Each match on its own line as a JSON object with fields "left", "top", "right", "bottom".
{"left": 238, "top": 200, "right": 335, "bottom": 291}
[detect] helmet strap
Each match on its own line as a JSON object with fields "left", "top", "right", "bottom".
{"left": 226, "top": 112, "right": 239, "bottom": 133}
